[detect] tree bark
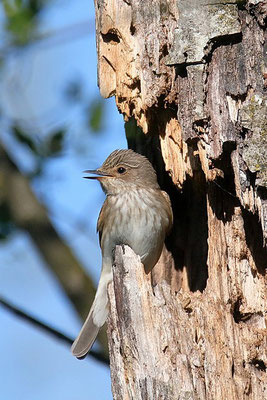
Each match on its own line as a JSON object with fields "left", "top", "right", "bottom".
{"left": 94, "top": 0, "right": 266, "bottom": 398}
{"left": 108, "top": 245, "right": 266, "bottom": 399}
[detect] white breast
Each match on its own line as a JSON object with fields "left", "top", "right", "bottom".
{"left": 102, "top": 188, "right": 169, "bottom": 272}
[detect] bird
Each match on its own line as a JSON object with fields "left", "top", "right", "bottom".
{"left": 71, "top": 149, "right": 173, "bottom": 358}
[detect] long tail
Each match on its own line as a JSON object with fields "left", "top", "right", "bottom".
{"left": 71, "top": 268, "right": 112, "bottom": 359}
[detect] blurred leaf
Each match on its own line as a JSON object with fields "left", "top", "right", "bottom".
{"left": 88, "top": 99, "right": 104, "bottom": 133}
{"left": 0, "top": 202, "right": 14, "bottom": 241}
{"left": 64, "top": 80, "right": 83, "bottom": 103}
{"left": 3, "top": 0, "right": 45, "bottom": 46}
{"left": 44, "top": 129, "right": 66, "bottom": 157}
{"left": 12, "top": 125, "right": 38, "bottom": 154}
{"left": 12, "top": 125, "right": 66, "bottom": 159}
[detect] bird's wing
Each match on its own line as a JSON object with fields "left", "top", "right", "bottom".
{"left": 97, "top": 200, "right": 107, "bottom": 244}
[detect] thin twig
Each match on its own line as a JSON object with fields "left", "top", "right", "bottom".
{"left": 0, "top": 296, "right": 109, "bottom": 366}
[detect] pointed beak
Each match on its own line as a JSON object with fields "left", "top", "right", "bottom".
{"left": 83, "top": 169, "right": 112, "bottom": 179}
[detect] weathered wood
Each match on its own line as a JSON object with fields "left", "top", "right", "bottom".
{"left": 108, "top": 246, "right": 266, "bottom": 400}
{"left": 94, "top": 0, "right": 266, "bottom": 236}
{"left": 94, "top": 0, "right": 267, "bottom": 398}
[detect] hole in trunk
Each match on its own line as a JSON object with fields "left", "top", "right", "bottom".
{"left": 101, "top": 30, "right": 120, "bottom": 44}
{"left": 250, "top": 359, "right": 266, "bottom": 372}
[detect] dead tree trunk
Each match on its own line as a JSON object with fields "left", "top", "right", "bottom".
{"left": 94, "top": 0, "right": 266, "bottom": 398}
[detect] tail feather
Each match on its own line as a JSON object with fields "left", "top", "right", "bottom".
{"left": 71, "top": 269, "right": 111, "bottom": 358}
{"left": 71, "top": 313, "right": 100, "bottom": 358}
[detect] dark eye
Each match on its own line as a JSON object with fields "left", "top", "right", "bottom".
{"left": 117, "top": 167, "right": 126, "bottom": 174}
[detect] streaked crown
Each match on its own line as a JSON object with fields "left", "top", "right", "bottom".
{"left": 99, "top": 149, "right": 160, "bottom": 192}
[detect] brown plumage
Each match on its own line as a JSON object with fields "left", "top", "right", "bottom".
{"left": 71, "top": 149, "right": 173, "bottom": 358}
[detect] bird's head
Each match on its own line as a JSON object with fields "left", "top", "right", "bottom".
{"left": 84, "top": 149, "right": 159, "bottom": 194}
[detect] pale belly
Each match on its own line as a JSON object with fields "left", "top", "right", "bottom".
{"left": 119, "top": 213, "right": 164, "bottom": 271}
{"left": 101, "top": 190, "right": 168, "bottom": 272}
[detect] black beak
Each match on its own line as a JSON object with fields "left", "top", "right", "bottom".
{"left": 83, "top": 169, "right": 111, "bottom": 179}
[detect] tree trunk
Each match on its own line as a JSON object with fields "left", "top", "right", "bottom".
{"left": 94, "top": 0, "right": 266, "bottom": 398}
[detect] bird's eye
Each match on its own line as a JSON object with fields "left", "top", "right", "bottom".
{"left": 117, "top": 167, "right": 126, "bottom": 174}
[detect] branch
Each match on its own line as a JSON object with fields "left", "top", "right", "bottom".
{"left": 0, "top": 296, "right": 109, "bottom": 365}
{"left": 0, "top": 143, "right": 108, "bottom": 354}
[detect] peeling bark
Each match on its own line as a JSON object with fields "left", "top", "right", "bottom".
{"left": 94, "top": 0, "right": 266, "bottom": 398}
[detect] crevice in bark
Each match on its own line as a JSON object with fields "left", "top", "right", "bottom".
{"left": 174, "top": 64, "right": 188, "bottom": 79}
{"left": 164, "top": 177, "right": 186, "bottom": 267}
{"left": 192, "top": 118, "right": 209, "bottom": 135}
{"left": 130, "top": 22, "right": 136, "bottom": 35}
{"left": 232, "top": 297, "right": 255, "bottom": 323}
{"left": 126, "top": 115, "right": 209, "bottom": 292}
{"left": 247, "top": 3, "right": 267, "bottom": 28}
{"left": 242, "top": 208, "right": 267, "bottom": 275}
{"left": 226, "top": 91, "right": 248, "bottom": 104}
{"left": 180, "top": 172, "right": 209, "bottom": 292}
{"left": 257, "top": 185, "right": 267, "bottom": 200}
{"left": 162, "top": 153, "right": 208, "bottom": 292}
{"left": 238, "top": 125, "right": 250, "bottom": 140}
{"left": 102, "top": 55, "right": 116, "bottom": 73}
{"left": 245, "top": 169, "right": 257, "bottom": 188}
{"left": 124, "top": 78, "right": 141, "bottom": 91}
{"left": 250, "top": 358, "right": 266, "bottom": 372}
{"left": 147, "top": 95, "right": 178, "bottom": 126}
{"left": 231, "top": 361, "right": 235, "bottom": 377}
{"left": 149, "top": 105, "right": 209, "bottom": 292}
{"left": 209, "top": 142, "right": 240, "bottom": 222}
{"left": 207, "top": 142, "right": 266, "bottom": 274}
{"left": 236, "top": 0, "right": 247, "bottom": 10}
{"left": 232, "top": 297, "right": 242, "bottom": 323}
{"left": 160, "top": 43, "right": 169, "bottom": 59}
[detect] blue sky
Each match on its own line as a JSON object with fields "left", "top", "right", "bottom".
{"left": 0, "top": 1, "right": 127, "bottom": 399}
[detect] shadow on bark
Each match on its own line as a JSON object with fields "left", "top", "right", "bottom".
{"left": 207, "top": 143, "right": 266, "bottom": 275}
{"left": 126, "top": 117, "right": 209, "bottom": 292}
{"left": 208, "top": 142, "right": 239, "bottom": 222}
{"left": 242, "top": 208, "right": 267, "bottom": 276}
{"left": 165, "top": 170, "right": 209, "bottom": 292}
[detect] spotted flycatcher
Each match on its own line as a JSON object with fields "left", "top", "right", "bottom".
{"left": 71, "top": 149, "right": 173, "bottom": 358}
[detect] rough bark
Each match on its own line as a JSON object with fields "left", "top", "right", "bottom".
{"left": 94, "top": 0, "right": 266, "bottom": 398}
{"left": 108, "top": 246, "right": 266, "bottom": 399}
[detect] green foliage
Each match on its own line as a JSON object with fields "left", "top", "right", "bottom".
{"left": 11, "top": 124, "right": 66, "bottom": 178}
{"left": 3, "top": 0, "right": 46, "bottom": 45}
{"left": 12, "top": 124, "right": 66, "bottom": 158}
{"left": 3, "top": 0, "right": 105, "bottom": 179}
{"left": 12, "top": 125, "right": 38, "bottom": 153}
{"left": 88, "top": 99, "right": 104, "bottom": 133}
{"left": 43, "top": 129, "right": 65, "bottom": 156}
